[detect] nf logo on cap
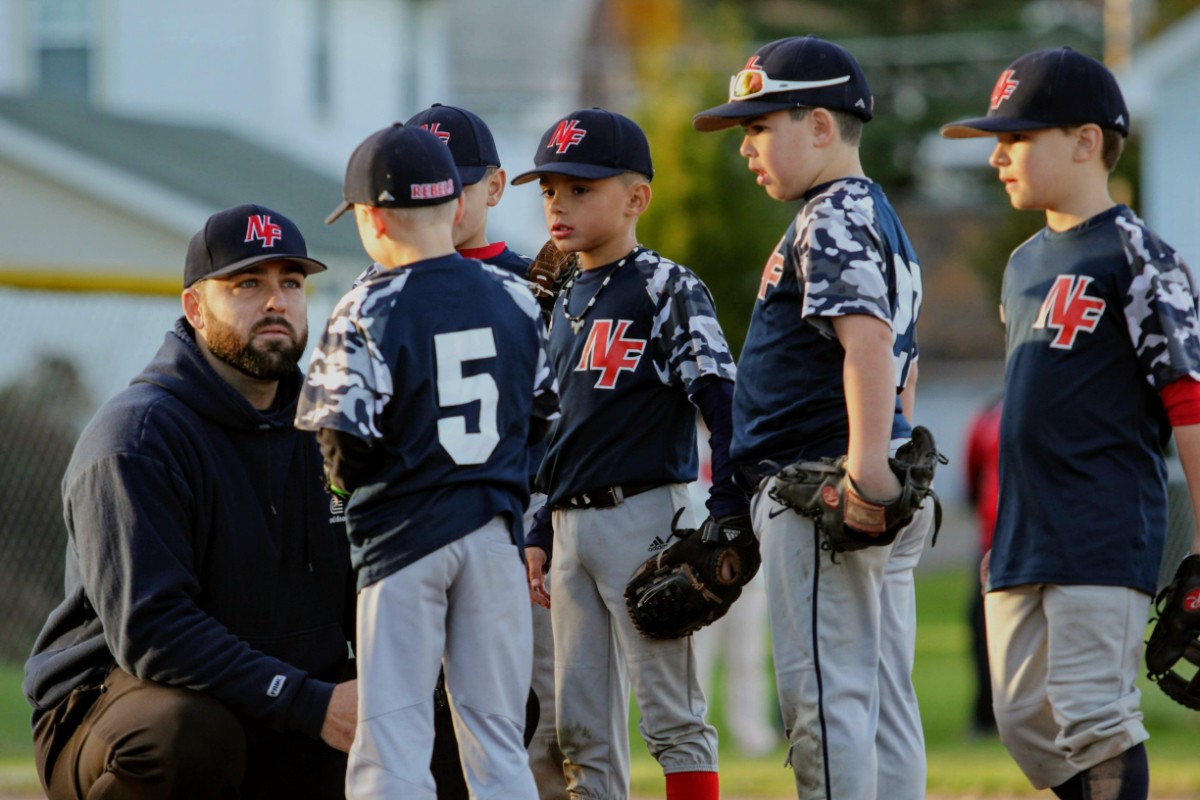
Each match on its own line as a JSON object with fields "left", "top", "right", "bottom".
{"left": 941, "top": 47, "right": 1130, "bottom": 139}
{"left": 184, "top": 204, "right": 327, "bottom": 289}
{"left": 692, "top": 36, "right": 873, "bottom": 133}
{"left": 404, "top": 103, "right": 501, "bottom": 186}
{"left": 421, "top": 122, "right": 452, "bottom": 143}
{"left": 510, "top": 108, "right": 653, "bottom": 186}
{"left": 990, "top": 71, "right": 1020, "bottom": 110}
{"left": 548, "top": 120, "right": 587, "bottom": 153}
{"left": 245, "top": 215, "right": 283, "bottom": 247}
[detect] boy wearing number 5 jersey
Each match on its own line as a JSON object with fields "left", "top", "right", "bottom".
{"left": 297, "top": 123, "right": 558, "bottom": 800}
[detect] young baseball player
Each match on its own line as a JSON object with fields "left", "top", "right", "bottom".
{"left": 941, "top": 47, "right": 1200, "bottom": 799}
{"left": 353, "top": 103, "right": 532, "bottom": 285}
{"left": 694, "top": 36, "right": 934, "bottom": 799}
{"left": 513, "top": 107, "right": 743, "bottom": 800}
{"left": 297, "top": 123, "right": 558, "bottom": 800}
{"left": 404, "top": 101, "right": 568, "bottom": 800}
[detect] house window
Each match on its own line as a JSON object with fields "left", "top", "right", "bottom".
{"left": 34, "top": 0, "right": 93, "bottom": 100}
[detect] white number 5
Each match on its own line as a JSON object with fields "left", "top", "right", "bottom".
{"left": 434, "top": 328, "right": 499, "bottom": 465}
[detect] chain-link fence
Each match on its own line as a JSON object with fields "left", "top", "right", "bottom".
{"left": 1, "top": 278, "right": 1195, "bottom": 671}
{"left": 0, "top": 280, "right": 342, "bottom": 666}
{"left": 0, "top": 284, "right": 179, "bottom": 663}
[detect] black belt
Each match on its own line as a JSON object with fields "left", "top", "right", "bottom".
{"left": 553, "top": 483, "right": 660, "bottom": 510}
{"left": 735, "top": 462, "right": 781, "bottom": 492}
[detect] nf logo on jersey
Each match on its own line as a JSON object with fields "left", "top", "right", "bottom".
{"left": 420, "top": 122, "right": 451, "bottom": 143}
{"left": 990, "top": 70, "right": 1020, "bottom": 110}
{"left": 1033, "top": 274, "right": 1106, "bottom": 349}
{"left": 547, "top": 120, "right": 587, "bottom": 153}
{"left": 758, "top": 251, "right": 785, "bottom": 300}
{"left": 245, "top": 215, "right": 282, "bottom": 247}
{"left": 576, "top": 319, "right": 645, "bottom": 389}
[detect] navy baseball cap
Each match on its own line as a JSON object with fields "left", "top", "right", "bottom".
{"left": 510, "top": 108, "right": 653, "bottom": 186}
{"left": 941, "top": 47, "right": 1129, "bottom": 139}
{"left": 693, "top": 36, "right": 873, "bottom": 132}
{"left": 326, "top": 123, "right": 463, "bottom": 224}
{"left": 405, "top": 103, "right": 500, "bottom": 185}
{"left": 185, "top": 204, "right": 327, "bottom": 289}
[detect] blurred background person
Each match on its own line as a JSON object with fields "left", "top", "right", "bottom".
{"left": 688, "top": 422, "right": 779, "bottom": 758}
{"left": 964, "top": 392, "right": 1002, "bottom": 737}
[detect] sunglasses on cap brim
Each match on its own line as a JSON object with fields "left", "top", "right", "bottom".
{"left": 728, "top": 69, "right": 850, "bottom": 101}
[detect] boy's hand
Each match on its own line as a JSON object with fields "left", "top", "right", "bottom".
{"left": 769, "top": 426, "right": 945, "bottom": 556}
{"left": 526, "top": 546, "right": 551, "bottom": 609}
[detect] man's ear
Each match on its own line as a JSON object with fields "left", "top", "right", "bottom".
{"left": 452, "top": 194, "right": 466, "bottom": 226}
{"left": 182, "top": 286, "right": 204, "bottom": 331}
{"left": 486, "top": 168, "right": 507, "bottom": 208}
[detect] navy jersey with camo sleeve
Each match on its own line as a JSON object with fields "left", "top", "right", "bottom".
{"left": 296, "top": 254, "right": 559, "bottom": 589}
{"left": 732, "top": 177, "right": 921, "bottom": 468}
{"left": 990, "top": 206, "right": 1200, "bottom": 595}
{"left": 536, "top": 247, "right": 737, "bottom": 506}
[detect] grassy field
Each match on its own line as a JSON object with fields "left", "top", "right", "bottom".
{"left": 3, "top": 569, "right": 1199, "bottom": 798}
{"left": 629, "top": 568, "right": 1200, "bottom": 798}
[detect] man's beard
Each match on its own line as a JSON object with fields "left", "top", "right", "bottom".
{"left": 205, "top": 315, "right": 307, "bottom": 381}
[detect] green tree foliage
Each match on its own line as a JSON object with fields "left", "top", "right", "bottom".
{"left": 635, "top": 9, "right": 794, "bottom": 357}
{"left": 635, "top": 0, "right": 1169, "bottom": 334}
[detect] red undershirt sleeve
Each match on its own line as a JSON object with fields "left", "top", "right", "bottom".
{"left": 1161, "top": 376, "right": 1200, "bottom": 427}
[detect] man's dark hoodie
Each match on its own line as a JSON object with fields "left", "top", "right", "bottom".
{"left": 24, "top": 319, "right": 353, "bottom": 739}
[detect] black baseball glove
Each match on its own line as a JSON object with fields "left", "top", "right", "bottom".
{"left": 1146, "top": 553, "right": 1200, "bottom": 709}
{"left": 624, "top": 511, "right": 760, "bottom": 640}
{"left": 527, "top": 239, "right": 578, "bottom": 317}
{"left": 768, "top": 425, "right": 945, "bottom": 556}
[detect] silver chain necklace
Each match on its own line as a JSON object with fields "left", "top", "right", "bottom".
{"left": 561, "top": 248, "right": 640, "bottom": 334}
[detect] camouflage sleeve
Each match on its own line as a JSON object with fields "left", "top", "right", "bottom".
{"left": 480, "top": 261, "right": 561, "bottom": 425}
{"left": 639, "top": 251, "right": 737, "bottom": 394}
{"left": 294, "top": 285, "right": 395, "bottom": 441}
{"left": 532, "top": 319, "right": 561, "bottom": 426}
{"left": 1119, "top": 214, "right": 1200, "bottom": 390}
{"left": 350, "top": 261, "right": 386, "bottom": 289}
{"left": 797, "top": 193, "right": 892, "bottom": 337}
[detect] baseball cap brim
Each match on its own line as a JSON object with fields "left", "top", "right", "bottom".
{"left": 692, "top": 98, "right": 808, "bottom": 132}
{"left": 940, "top": 116, "right": 1060, "bottom": 139}
{"left": 324, "top": 201, "right": 353, "bottom": 225}
{"left": 510, "top": 162, "right": 636, "bottom": 186}
{"left": 202, "top": 253, "right": 328, "bottom": 282}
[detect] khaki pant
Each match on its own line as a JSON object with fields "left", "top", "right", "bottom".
{"left": 33, "top": 666, "right": 346, "bottom": 799}
{"left": 985, "top": 584, "right": 1150, "bottom": 789}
